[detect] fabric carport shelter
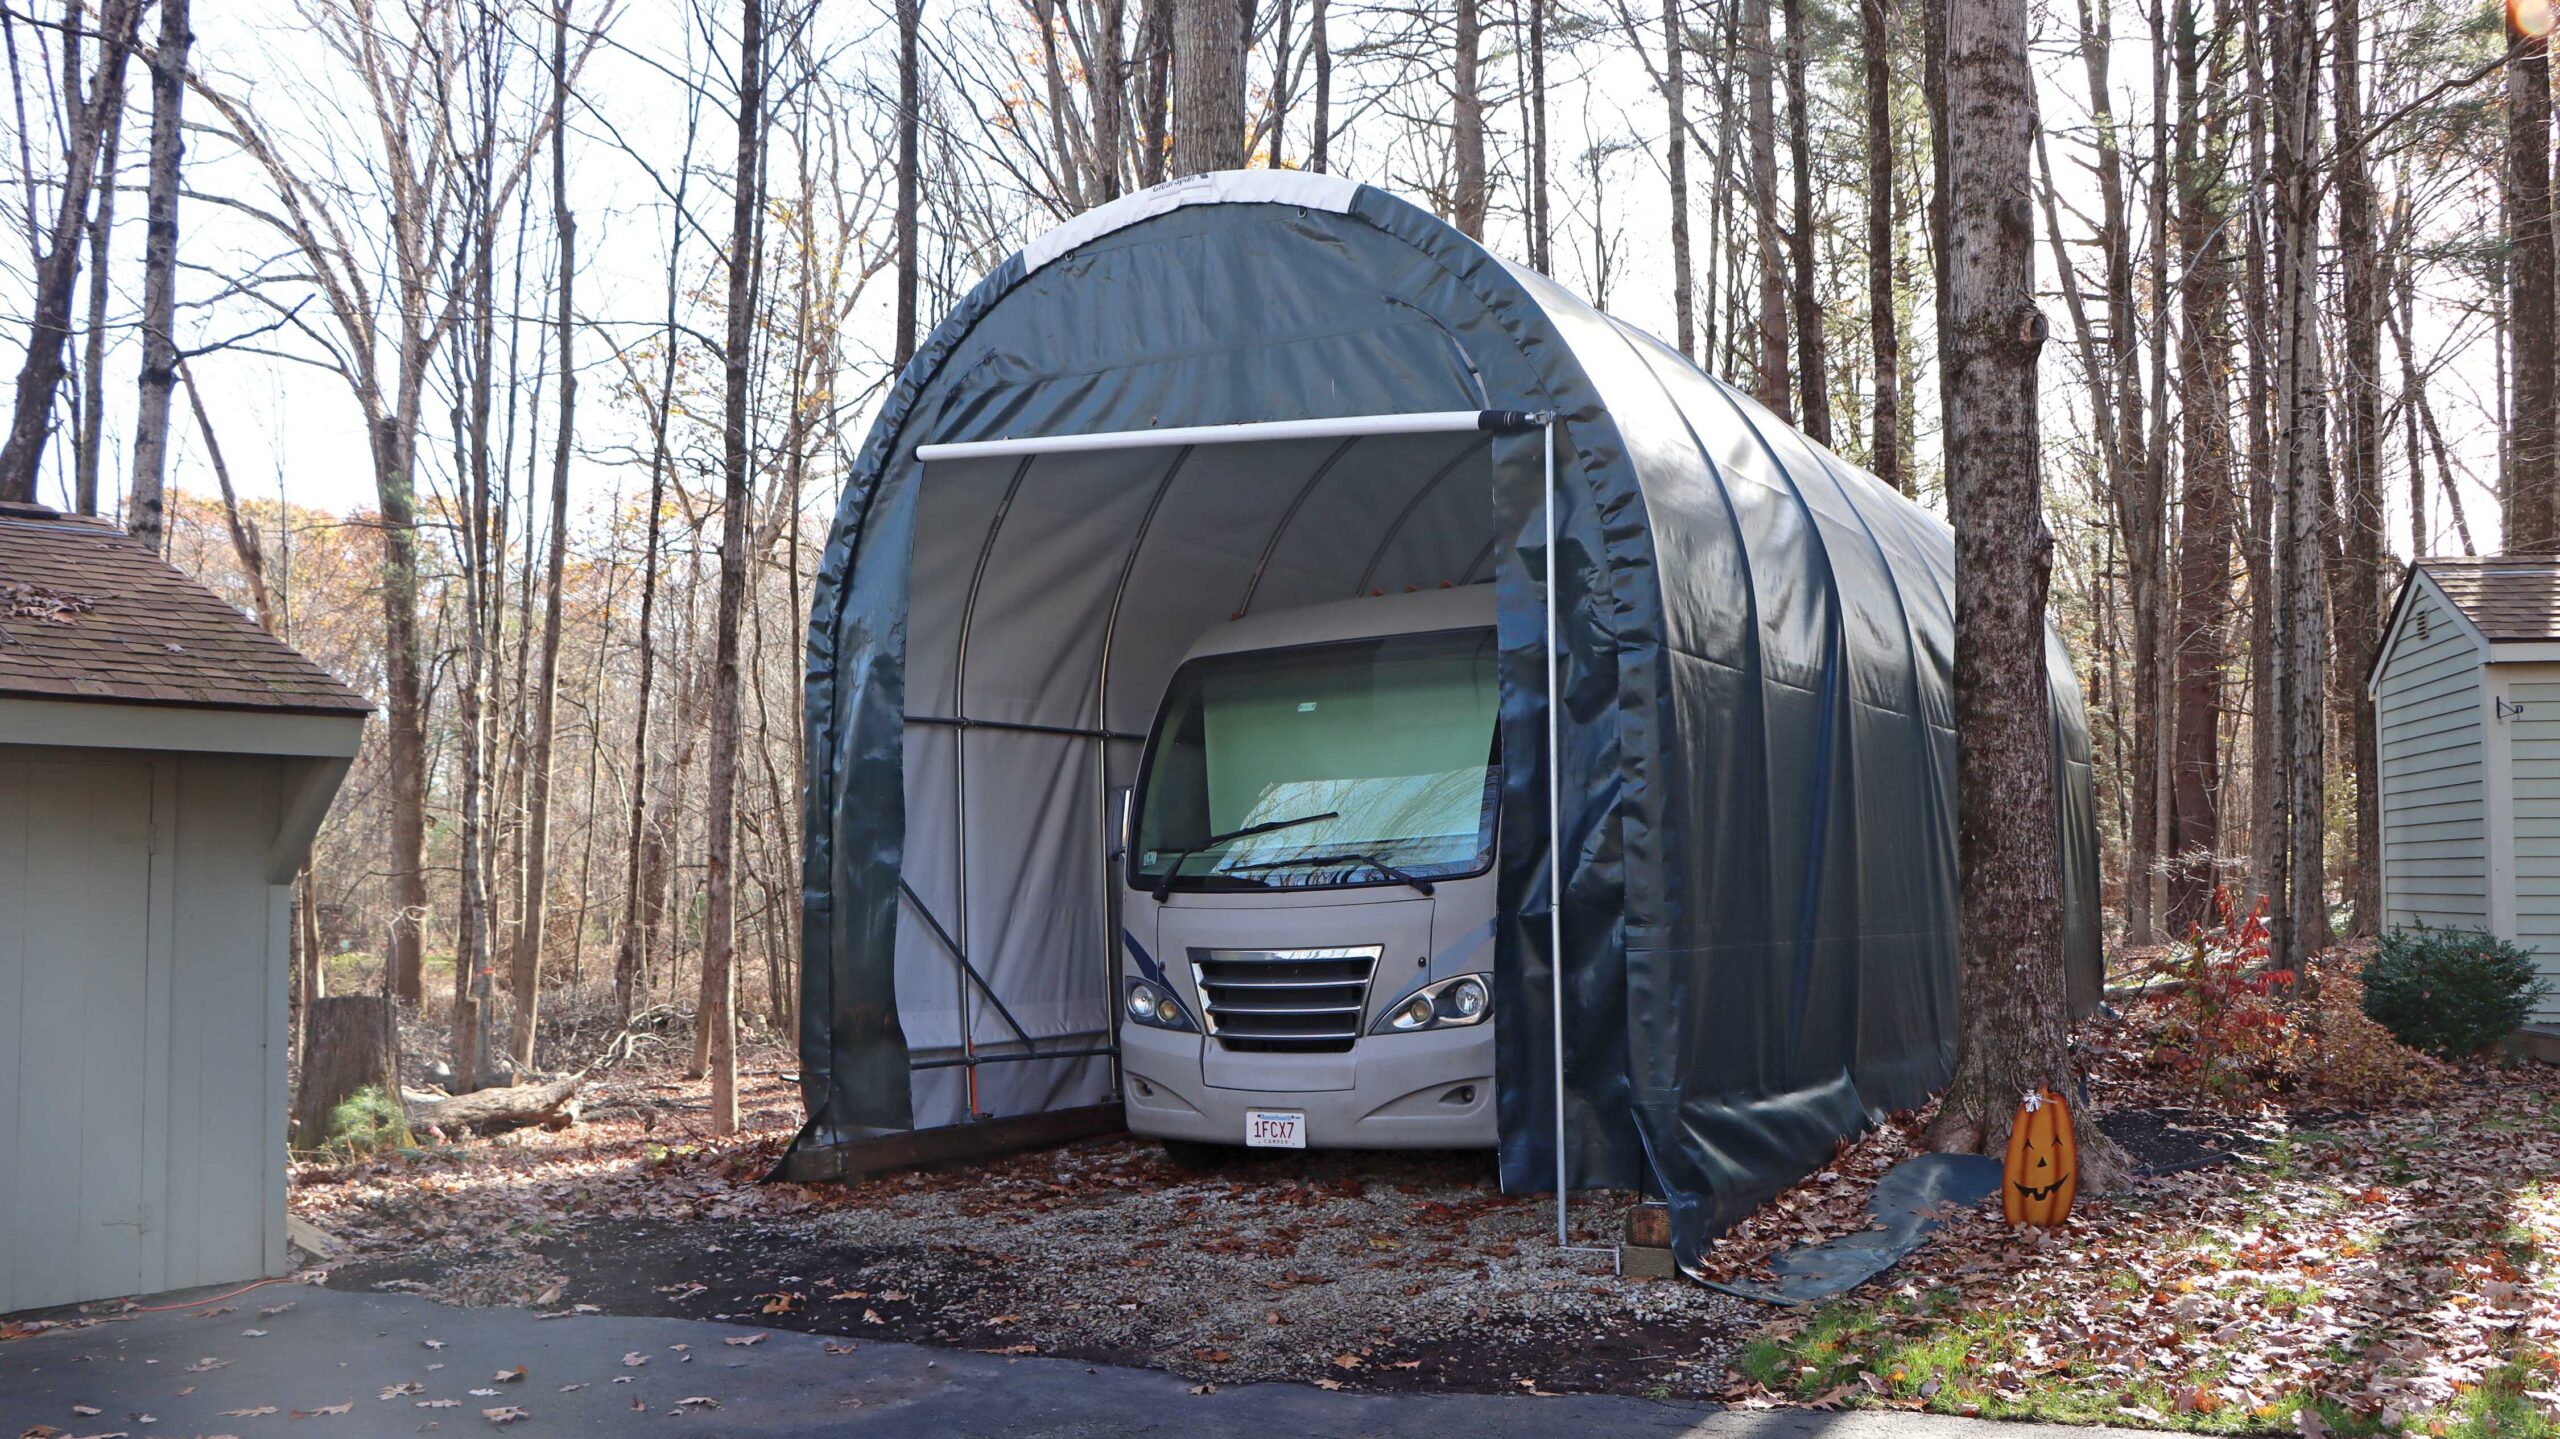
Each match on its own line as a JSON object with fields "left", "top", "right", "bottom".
{"left": 796, "top": 170, "right": 2103, "bottom": 1270}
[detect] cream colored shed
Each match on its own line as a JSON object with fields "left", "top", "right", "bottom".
{"left": 2369, "top": 556, "right": 2560, "bottom": 1024}
{"left": 0, "top": 500, "right": 367, "bottom": 1313}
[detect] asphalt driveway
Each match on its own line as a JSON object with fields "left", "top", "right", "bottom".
{"left": 5, "top": 1281, "right": 2133, "bottom": 1439}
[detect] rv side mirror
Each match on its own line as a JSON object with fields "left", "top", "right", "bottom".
{"left": 1111, "top": 787, "right": 1134, "bottom": 860}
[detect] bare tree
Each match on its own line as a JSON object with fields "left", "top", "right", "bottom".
{"left": 1782, "top": 0, "right": 1827, "bottom": 442}
{"left": 73, "top": 10, "right": 126, "bottom": 518}
{"left": 2509, "top": 14, "right": 2557, "bottom": 552}
{"left": 508, "top": 0, "right": 590, "bottom": 1069}
{"left": 1452, "top": 0, "right": 1487, "bottom": 237}
{"left": 0, "top": 0, "right": 140, "bottom": 504}
{"left": 2266, "top": 0, "right": 2329, "bottom": 964}
{"left": 2332, "top": 0, "right": 2382, "bottom": 935}
{"left": 702, "top": 0, "right": 772, "bottom": 1135}
{"left": 2163, "top": 0, "right": 2234, "bottom": 934}
{"left": 126, "top": 0, "right": 189, "bottom": 551}
{"left": 1862, "top": 0, "right": 1900, "bottom": 491}
{"left": 192, "top": 0, "right": 596, "bottom": 1004}
{"left": 1926, "top": 0, "right": 2088, "bottom": 1169}
{"left": 1744, "top": 0, "right": 1788, "bottom": 415}
{"left": 1662, "top": 0, "right": 1693, "bottom": 354}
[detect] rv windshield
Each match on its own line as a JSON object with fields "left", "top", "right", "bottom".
{"left": 1130, "top": 627, "right": 1500, "bottom": 893}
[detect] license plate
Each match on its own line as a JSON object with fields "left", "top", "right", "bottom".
{"left": 1245, "top": 1110, "right": 1306, "bottom": 1149}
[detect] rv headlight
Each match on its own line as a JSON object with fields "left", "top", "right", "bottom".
{"left": 1374, "top": 974, "right": 1495, "bottom": 1034}
{"left": 1123, "top": 977, "right": 1197, "bottom": 1032}
{"left": 1449, "top": 975, "right": 1489, "bottom": 1019}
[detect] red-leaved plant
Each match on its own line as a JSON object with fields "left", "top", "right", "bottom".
{"left": 2154, "top": 889, "right": 2304, "bottom": 1096}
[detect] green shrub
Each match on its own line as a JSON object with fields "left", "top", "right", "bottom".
{"left": 2361, "top": 926, "right": 2551, "bottom": 1060}
{"left": 322, "top": 1085, "right": 413, "bottom": 1161}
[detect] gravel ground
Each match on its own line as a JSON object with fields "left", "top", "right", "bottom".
{"left": 780, "top": 1139, "right": 1752, "bottom": 1389}
{"left": 315, "top": 1131, "right": 1757, "bottom": 1396}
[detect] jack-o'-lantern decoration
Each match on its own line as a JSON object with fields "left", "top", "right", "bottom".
{"left": 2002, "top": 1087, "right": 2078, "bottom": 1228}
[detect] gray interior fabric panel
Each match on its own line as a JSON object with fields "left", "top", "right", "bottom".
{"left": 1103, "top": 437, "right": 1347, "bottom": 735}
{"left": 1248, "top": 431, "right": 1493, "bottom": 613}
{"left": 958, "top": 729, "right": 1110, "bottom": 1043}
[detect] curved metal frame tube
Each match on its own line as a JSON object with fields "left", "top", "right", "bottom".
{"left": 946, "top": 456, "right": 1036, "bottom": 1119}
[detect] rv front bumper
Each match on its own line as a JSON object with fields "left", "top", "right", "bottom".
{"left": 1117, "top": 1021, "right": 1497, "bottom": 1149}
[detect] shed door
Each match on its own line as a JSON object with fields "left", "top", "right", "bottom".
{"left": 0, "top": 754, "right": 156, "bottom": 1312}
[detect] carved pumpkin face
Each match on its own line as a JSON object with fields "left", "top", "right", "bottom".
{"left": 2002, "top": 1087, "right": 2079, "bottom": 1228}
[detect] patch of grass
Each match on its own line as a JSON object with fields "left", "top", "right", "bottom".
{"left": 2428, "top": 1360, "right": 2560, "bottom": 1439}
{"left": 1741, "top": 1295, "right": 2342, "bottom": 1434}
{"left": 2259, "top": 1280, "right": 2326, "bottom": 1318}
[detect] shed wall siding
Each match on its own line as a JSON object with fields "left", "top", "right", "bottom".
{"left": 2377, "top": 586, "right": 2490, "bottom": 933}
{"left": 2496, "top": 665, "right": 2560, "bottom": 1022}
{"left": 0, "top": 745, "right": 289, "bottom": 1313}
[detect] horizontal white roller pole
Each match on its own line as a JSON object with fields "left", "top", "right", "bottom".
{"left": 915, "top": 410, "right": 1522, "bottom": 462}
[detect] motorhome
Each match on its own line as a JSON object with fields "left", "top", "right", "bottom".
{"left": 1115, "top": 585, "right": 1502, "bottom": 1156}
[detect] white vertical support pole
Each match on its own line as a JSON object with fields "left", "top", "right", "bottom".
{"left": 1544, "top": 417, "right": 1570, "bottom": 1250}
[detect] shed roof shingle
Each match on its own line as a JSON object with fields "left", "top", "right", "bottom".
{"left": 0, "top": 502, "right": 372, "bottom": 716}
{"left": 2416, "top": 556, "right": 2560, "bottom": 644}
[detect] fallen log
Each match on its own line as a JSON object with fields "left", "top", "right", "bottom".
{"left": 405, "top": 1075, "right": 583, "bottom": 1137}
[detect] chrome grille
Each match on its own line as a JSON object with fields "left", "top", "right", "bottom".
{"left": 1189, "top": 946, "right": 1380, "bottom": 1053}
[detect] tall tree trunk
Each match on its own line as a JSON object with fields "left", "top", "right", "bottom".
{"left": 2075, "top": 0, "right": 2160, "bottom": 946}
{"left": 1745, "top": 0, "right": 1789, "bottom": 415}
{"left": 1783, "top": 0, "right": 1829, "bottom": 442}
{"left": 1172, "top": 0, "right": 1245, "bottom": 175}
{"left": 125, "top": 0, "right": 186, "bottom": 549}
{"left": 0, "top": 0, "right": 138, "bottom": 504}
{"left": 1664, "top": 0, "right": 1695, "bottom": 356}
{"left": 1309, "top": 0, "right": 1330, "bottom": 172}
{"left": 894, "top": 0, "right": 921, "bottom": 366}
{"left": 2393, "top": 259, "right": 2476, "bottom": 556}
{"left": 1926, "top": 0, "right": 2082, "bottom": 1162}
{"left": 1453, "top": 0, "right": 1487, "bottom": 237}
{"left": 1097, "top": 0, "right": 1129, "bottom": 198}
{"left": 1140, "top": 0, "right": 1174, "bottom": 184}
{"left": 2509, "top": 24, "right": 2558, "bottom": 552}
{"left": 2333, "top": 0, "right": 2382, "bottom": 936}
{"left": 702, "top": 0, "right": 767, "bottom": 1136}
{"left": 449, "top": 47, "right": 504, "bottom": 1092}
{"left": 1863, "top": 0, "right": 1902, "bottom": 491}
{"left": 2268, "top": 0, "right": 2330, "bottom": 964}
{"left": 614, "top": 347, "right": 678, "bottom": 1018}
{"left": 509, "top": 0, "right": 578, "bottom": 1070}
{"left": 1266, "top": 0, "right": 1290, "bottom": 168}
{"left": 74, "top": 40, "right": 125, "bottom": 519}
{"left": 1527, "top": 0, "right": 1547, "bottom": 268}
{"left": 2163, "top": 0, "right": 2234, "bottom": 935}
{"left": 2240, "top": 0, "right": 2278, "bottom": 909}
{"left": 376, "top": 385, "right": 432, "bottom": 1006}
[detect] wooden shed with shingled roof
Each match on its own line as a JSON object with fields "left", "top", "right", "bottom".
{"left": 2369, "top": 556, "right": 2560, "bottom": 1030}
{"left": 0, "top": 498, "right": 369, "bottom": 1314}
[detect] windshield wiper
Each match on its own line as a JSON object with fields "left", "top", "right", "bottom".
{"left": 1227, "top": 852, "right": 1437, "bottom": 897}
{"left": 1149, "top": 811, "right": 1341, "bottom": 902}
